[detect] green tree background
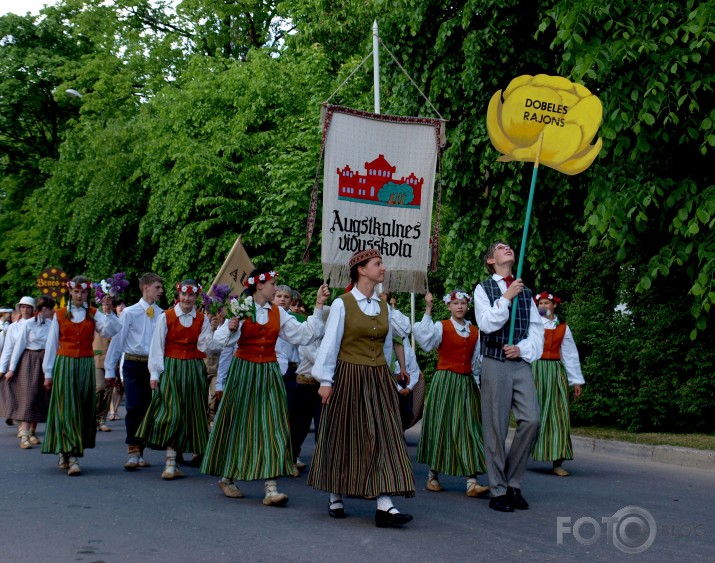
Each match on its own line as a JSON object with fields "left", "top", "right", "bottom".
{"left": 1, "top": 0, "right": 713, "bottom": 432}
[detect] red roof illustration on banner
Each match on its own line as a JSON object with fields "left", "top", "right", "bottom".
{"left": 337, "top": 154, "right": 424, "bottom": 209}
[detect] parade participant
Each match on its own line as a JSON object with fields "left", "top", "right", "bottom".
{"left": 136, "top": 280, "right": 220, "bottom": 480}
{"left": 474, "top": 241, "right": 543, "bottom": 512}
{"left": 531, "top": 291, "right": 585, "bottom": 476}
{"left": 105, "top": 273, "right": 164, "bottom": 470}
{"left": 93, "top": 294, "right": 115, "bottom": 432}
{"left": 395, "top": 337, "right": 421, "bottom": 431}
{"left": 0, "top": 307, "right": 12, "bottom": 349}
{"left": 107, "top": 300, "right": 126, "bottom": 421}
{"left": 308, "top": 249, "right": 415, "bottom": 528}
{"left": 0, "top": 298, "right": 36, "bottom": 427}
{"left": 41, "top": 276, "right": 121, "bottom": 475}
{"left": 4, "top": 296, "right": 55, "bottom": 448}
{"left": 413, "top": 290, "right": 490, "bottom": 497}
{"left": 201, "top": 269, "right": 329, "bottom": 506}
{"left": 274, "top": 284, "right": 300, "bottom": 448}
{"left": 289, "top": 305, "right": 330, "bottom": 476}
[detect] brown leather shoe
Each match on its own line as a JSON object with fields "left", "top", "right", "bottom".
{"left": 466, "top": 482, "right": 490, "bottom": 498}
{"left": 426, "top": 477, "right": 442, "bottom": 492}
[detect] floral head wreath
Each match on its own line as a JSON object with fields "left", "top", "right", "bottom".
{"left": 243, "top": 271, "right": 278, "bottom": 288}
{"left": 443, "top": 290, "right": 472, "bottom": 304}
{"left": 534, "top": 291, "right": 562, "bottom": 305}
{"left": 176, "top": 282, "right": 202, "bottom": 295}
{"left": 67, "top": 280, "right": 91, "bottom": 291}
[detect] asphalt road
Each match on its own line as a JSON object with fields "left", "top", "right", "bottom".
{"left": 1, "top": 414, "right": 713, "bottom": 562}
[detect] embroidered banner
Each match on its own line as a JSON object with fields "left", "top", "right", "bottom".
{"left": 315, "top": 106, "right": 444, "bottom": 293}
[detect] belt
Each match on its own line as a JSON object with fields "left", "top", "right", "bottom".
{"left": 124, "top": 354, "right": 149, "bottom": 362}
{"left": 296, "top": 374, "right": 319, "bottom": 385}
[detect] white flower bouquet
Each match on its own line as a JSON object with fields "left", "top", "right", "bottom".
{"left": 227, "top": 295, "right": 255, "bottom": 322}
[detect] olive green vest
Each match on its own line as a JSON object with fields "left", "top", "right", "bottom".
{"left": 337, "top": 292, "right": 389, "bottom": 367}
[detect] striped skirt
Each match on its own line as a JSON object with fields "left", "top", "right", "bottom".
{"left": 307, "top": 361, "right": 415, "bottom": 498}
{"left": 531, "top": 359, "right": 573, "bottom": 461}
{"left": 200, "top": 358, "right": 293, "bottom": 481}
{"left": 136, "top": 358, "right": 209, "bottom": 454}
{"left": 4, "top": 349, "right": 50, "bottom": 422}
{"left": 41, "top": 356, "right": 96, "bottom": 456}
{"left": 417, "top": 370, "right": 486, "bottom": 476}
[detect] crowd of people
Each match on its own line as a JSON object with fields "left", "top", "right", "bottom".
{"left": 0, "top": 242, "right": 585, "bottom": 526}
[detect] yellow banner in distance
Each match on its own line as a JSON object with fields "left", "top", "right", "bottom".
{"left": 487, "top": 74, "right": 603, "bottom": 175}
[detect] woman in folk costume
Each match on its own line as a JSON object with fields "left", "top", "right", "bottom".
{"left": 0, "top": 297, "right": 36, "bottom": 425}
{"left": 42, "top": 276, "right": 121, "bottom": 475}
{"left": 4, "top": 296, "right": 55, "bottom": 448}
{"left": 135, "top": 280, "right": 219, "bottom": 479}
{"left": 308, "top": 249, "right": 415, "bottom": 528}
{"left": 530, "top": 291, "right": 585, "bottom": 476}
{"left": 413, "top": 290, "right": 490, "bottom": 498}
{"left": 201, "top": 268, "right": 329, "bottom": 506}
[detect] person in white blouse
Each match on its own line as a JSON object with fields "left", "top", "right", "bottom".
{"left": 201, "top": 268, "right": 329, "bottom": 506}
{"left": 135, "top": 280, "right": 221, "bottom": 480}
{"left": 104, "top": 273, "right": 164, "bottom": 470}
{"left": 41, "top": 276, "right": 121, "bottom": 476}
{"left": 474, "top": 241, "right": 544, "bottom": 513}
{"left": 0, "top": 297, "right": 36, "bottom": 427}
{"left": 4, "top": 296, "right": 55, "bottom": 448}
{"left": 307, "top": 248, "right": 415, "bottom": 528}
{"left": 530, "top": 291, "right": 585, "bottom": 477}
{"left": 413, "top": 290, "right": 490, "bottom": 498}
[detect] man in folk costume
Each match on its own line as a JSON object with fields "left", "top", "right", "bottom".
{"left": 41, "top": 276, "right": 121, "bottom": 475}
{"left": 105, "top": 273, "right": 164, "bottom": 470}
{"left": 531, "top": 291, "right": 584, "bottom": 476}
{"left": 473, "top": 241, "right": 544, "bottom": 512}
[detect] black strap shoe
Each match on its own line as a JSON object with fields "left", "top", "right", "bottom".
{"left": 329, "top": 501, "right": 346, "bottom": 519}
{"left": 375, "top": 508, "right": 413, "bottom": 527}
{"left": 489, "top": 495, "right": 515, "bottom": 512}
{"left": 507, "top": 487, "right": 529, "bottom": 510}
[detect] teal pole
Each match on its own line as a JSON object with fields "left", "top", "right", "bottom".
{"left": 508, "top": 133, "right": 543, "bottom": 345}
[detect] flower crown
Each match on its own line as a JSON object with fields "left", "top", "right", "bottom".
{"left": 243, "top": 271, "right": 278, "bottom": 288}
{"left": 443, "top": 291, "right": 471, "bottom": 304}
{"left": 67, "top": 280, "right": 91, "bottom": 290}
{"left": 176, "top": 283, "right": 202, "bottom": 295}
{"left": 534, "top": 291, "right": 562, "bottom": 305}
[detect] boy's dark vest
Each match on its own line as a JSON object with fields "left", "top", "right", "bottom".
{"left": 479, "top": 278, "right": 533, "bottom": 362}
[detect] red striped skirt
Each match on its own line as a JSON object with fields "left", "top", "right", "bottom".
{"left": 4, "top": 349, "right": 49, "bottom": 422}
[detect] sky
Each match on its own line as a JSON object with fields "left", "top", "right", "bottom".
{"left": 0, "top": 0, "right": 57, "bottom": 16}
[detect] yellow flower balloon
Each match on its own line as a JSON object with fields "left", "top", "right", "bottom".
{"left": 487, "top": 74, "right": 603, "bottom": 175}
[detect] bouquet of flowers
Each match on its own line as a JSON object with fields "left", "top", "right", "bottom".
{"left": 226, "top": 294, "right": 255, "bottom": 322}
{"left": 201, "top": 284, "right": 233, "bottom": 316}
{"left": 94, "top": 272, "right": 130, "bottom": 304}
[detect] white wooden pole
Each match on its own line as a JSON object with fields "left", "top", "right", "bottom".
{"left": 373, "top": 20, "right": 380, "bottom": 115}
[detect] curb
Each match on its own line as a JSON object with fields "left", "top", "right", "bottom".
{"left": 570, "top": 434, "right": 715, "bottom": 471}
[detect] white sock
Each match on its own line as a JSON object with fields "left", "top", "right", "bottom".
{"left": 428, "top": 469, "right": 438, "bottom": 481}
{"left": 329, "top": 493, "right": 343, "bottom": 507}
{"left": 377, "top": 494, "right": 396, "bottom": 512}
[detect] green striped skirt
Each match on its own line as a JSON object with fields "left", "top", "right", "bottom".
{"left": 417, "top": 370, "right": 486, "bottom": 476}
{"left": 531, "top": 359, "right": 573, "bottom": 461}
{"left": 41, "top": 356, "right": 96, "bottom": 457}
{"left": 307, "top": 361, "right": 415, "bottom": 498}
{"left": 136, "top": 358, "right": 209, "bottom": 454}
{"left": 200, "top": 358, "right": 293, "bottom": 481}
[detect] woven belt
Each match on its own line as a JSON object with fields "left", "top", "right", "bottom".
{"left": 296, "top": 374, "right": 319, "bottom": 385}
{"left": 124, "top": 354, "right": 149, "bottom": 362}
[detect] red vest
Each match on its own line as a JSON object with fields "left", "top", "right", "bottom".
{"left": 234, "top": 305, "right": 280, "bottom": 364}
{"left": 541, "top": 323, "right": 567, "bottom": 360}
{"left": 164, "top": 308, "right": 207, "bottom": 360}
{"left": 436, "top": 320, "right": 478, "bottom": 374}
{"left": 57, "top": 307, "right": 97, "bottom": 358}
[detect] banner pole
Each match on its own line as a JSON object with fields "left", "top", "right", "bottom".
{"left": 508, "top": 131, "right": 544, "bottom": 345}
{"left": 373, "top": 20, "right": 380, "bottom": 115}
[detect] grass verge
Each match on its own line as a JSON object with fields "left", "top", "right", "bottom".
{"left": 571, "top": 426, "right": 715, "bottom": 451}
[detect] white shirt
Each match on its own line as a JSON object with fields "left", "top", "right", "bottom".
{"left": 413, "top": 315, "right": 481, "bottom": 380}
{"left": 312, "top": 288, "right": 393, "bottom": 386}
{"left": 394, "top": 338, "right": 420, "bottom": 391}
{"left": 0, "top": 320, "right": 28, "bottom": 373}
{"left": 105, "top": 299, "right": 163, "bottom": 378}
{"left": 43, "top": 307, "right": 121, "bottom": 378}
{"left": 215, "top": 342, "right": 237, "bottom": 392}
{"left": 473, "top": 274, "right": 544, "bottom": 364}
{"left": 213, "top": 301, "right": 325, "bottom": 362}
{"left": 276, "top": 334, "right": 301, "bottom": 375}
{"left": 541, "top": 316, "right": 585, "bottom": 385}
{"left": 9, "top": 317, "right": 51, "bottom": 371}
{"left": 147, "top": 304, "right": 220, "bottom": 381}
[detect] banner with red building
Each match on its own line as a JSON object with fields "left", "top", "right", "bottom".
{"left": 319, "top": 106, "right": 444, "bottom": 293}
